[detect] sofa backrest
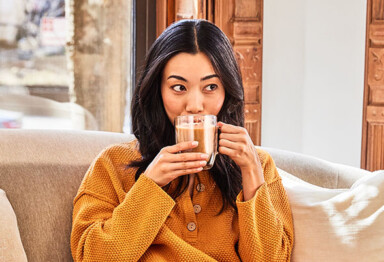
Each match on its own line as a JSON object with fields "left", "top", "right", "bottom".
{"left": 0, "top": 129, "right": 368, "bottom": 261}
{"left": 262, "top": 146, "right": 369, "bottom": 189}
{"left": 0, "top": 129, "right": 133, "bottom": 262}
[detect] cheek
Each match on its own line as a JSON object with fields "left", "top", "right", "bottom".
{"left": 162, "top": 92, "right": 184, "bottom": 122}
{"left": 163, "top": 96, "right": 182, "bottom": 112}
{"left": 208, "top": 91, "right": 225, "bottom": 115}
{"left": 212, "top": 99, "right": 224, "bottom": 115}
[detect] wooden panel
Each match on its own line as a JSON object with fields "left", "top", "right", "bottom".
{"left": 235, "top": 46, "right": 262, "bottom": 82}
{"left": 369, "top": 24, "right": 384, "bottom": 46}
{"left": 235, "top": 0, "right": 262, "bottom": 21}
{"left": 234, "top": 21, "right": 262, "bottom": 42}
{"left": 368, "top": 48, "right": 384, "bottom": 85}
{"left": 244, "top": 83, "right": 260, "bottom": 103}
{"left": 367, "top": 105, "right": 384, "bottom": 121}
{"left": 372, "top": 0, "right": 384, "bottom": 22}
{"left": 369, "top": 85, "right": 384, "bottom": 105}
{"left": 214, "top": 0, "right": 235, "bottom": 43}
{"left": 366, "top": 123, "right": 384, "bottom": 170}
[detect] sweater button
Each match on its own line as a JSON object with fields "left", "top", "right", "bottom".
{"left": 193, "top": 204, "right": 202, "bottom": 214}
{"left": 187, "top": 222, "right": 196, "bottom": 231}
{"left": 196, "top": 184, "right": 205, "bottom": 192}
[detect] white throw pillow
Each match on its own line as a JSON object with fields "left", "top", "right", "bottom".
{"left": 280, "top": 168, "right": 384, "bottom": 262}
{"left": 0, "top": 189, "right": 28, "bottom": 262}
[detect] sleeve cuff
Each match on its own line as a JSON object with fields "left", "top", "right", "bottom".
{"left": 236, "top": 183, "right": 267, "bottom": 207}
{"left": 133, "top": 175, "right": 175, "bottom": 206}
{"left": 120, "top": 174, "right": 176, "bottom": 218}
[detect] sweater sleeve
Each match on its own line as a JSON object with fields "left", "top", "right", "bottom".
{"left": 70, "top": 145, "right": 175, "bottom": 262}
{"left": 236, "top": 151, "right": 294, "bottom": 262}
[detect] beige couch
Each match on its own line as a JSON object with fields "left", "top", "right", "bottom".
{"left": 0, "top": 129, "right": 382, "bottom": 261}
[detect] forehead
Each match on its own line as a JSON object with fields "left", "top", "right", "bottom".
{"left": 162, "top": 52, "right": 216, "bottom": 77}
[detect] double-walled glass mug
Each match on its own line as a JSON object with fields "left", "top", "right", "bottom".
{"left": 175, "top": 115, "right": 218, "bottom": 170}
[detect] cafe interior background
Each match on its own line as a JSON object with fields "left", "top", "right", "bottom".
{"left": 0, "top": 0, "right": 382, "bottom": 171}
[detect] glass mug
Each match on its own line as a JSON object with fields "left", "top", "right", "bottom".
{"left": 175, "top": 115, "right": 218, "bottom": 170}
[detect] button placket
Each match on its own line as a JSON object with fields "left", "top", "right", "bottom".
{"left": 196, "top": 183, "right": 205, "bottom": 192}
{"left": 193, "top": 204, "right": 202, "bottom": 214}
{"left": 185, "top": 175, "right": 210, "bottom": 240}
{"left": 187, "top": 222, "right": 196, "bottom": 231}
{"left": 181, "top": 191, "right": 197, "bottom": 242}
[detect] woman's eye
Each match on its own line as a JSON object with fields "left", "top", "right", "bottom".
{"left": 205, "top": 84, "right": 218, "bottom": 91}
{"left": 172, "top": 85, "right": 186, "bottom": 92}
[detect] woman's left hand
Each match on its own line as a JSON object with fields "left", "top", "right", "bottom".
{"left": 218, "top": 122, "right": 265, "bottom": 201}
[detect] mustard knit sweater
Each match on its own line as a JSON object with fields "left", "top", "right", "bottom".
{"left": 71, "top": 140, "right": 294, "bottom": 261}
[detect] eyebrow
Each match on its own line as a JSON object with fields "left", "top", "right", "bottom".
{"left": 167, "top": 74, "right": 219, "bottom": 82}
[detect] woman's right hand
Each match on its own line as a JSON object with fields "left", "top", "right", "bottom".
{"left": 144, "top": 141, "right": 209, "bottom": 187}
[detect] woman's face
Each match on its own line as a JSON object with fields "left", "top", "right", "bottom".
{"left": 161, "top": 52, "right": 225, "bottom": 125}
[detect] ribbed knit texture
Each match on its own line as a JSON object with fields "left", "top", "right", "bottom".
{"left": 71, "top": 140, "right": 294, "bottom": 261}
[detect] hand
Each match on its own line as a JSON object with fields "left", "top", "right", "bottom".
{"left": 144, "top": 141, "right": 209, "bottom": 187}
{"left": 218, "top": 122, "right": 265, "bottom": 200}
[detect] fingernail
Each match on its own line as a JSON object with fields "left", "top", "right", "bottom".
{"left": 197, "top": 167, "right": 203, "bottom": 171}
{"left": 200, "top": 161, "right": 207, "bottom": 165}
{"left": 201, "top": 154, "right": 209, "bottom": 159}
{"left": 192, "top": 141, "right": 198, "bottom": 146}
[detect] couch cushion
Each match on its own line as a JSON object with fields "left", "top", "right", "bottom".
{"left": 0, "top": 189, "right": 28, "bottom": 262}
{"left": 0, "top": 129, "right": 133, "bottom": 261}
{"left": 279, "top": 168, "right": 384, "bottom": 262}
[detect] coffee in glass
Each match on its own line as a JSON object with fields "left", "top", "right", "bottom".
{"left": 175, "top": 115, "right": 218, "bottom": 170}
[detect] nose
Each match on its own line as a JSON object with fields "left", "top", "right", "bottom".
{"left": 185, "top": 89, "right": 204, "bottom": 114}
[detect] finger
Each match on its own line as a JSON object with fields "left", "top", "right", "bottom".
{"left": 170, "top": 167, "right": 204, "bottom": 178}
{"left": 171, "top": 160, "right": 207, "bottom": 171}
{"left": 218, "top": 122, "right": 246, "bottom": 134}
{"left": 219, "top": 139, "right": 242, "bottom": 151}
{"left": 218, "top": 145, "right": 238, "bottom": 158}
{"left": 171, "top": 152, "right": 210, "bottom": 163}
{"left": 165, "top": 141, "right": 198, "bottom": 154}
{"left": 219, "top": 132, "right": 247, "bottom": 143}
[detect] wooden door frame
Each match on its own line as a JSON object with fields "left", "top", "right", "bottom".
{"left": 134, "top": 0, "right": 157, "bottom": 88}
{"left": 361, "top": 0, "right": 370, "bottom": 169}
{"left": 361, "top": 0, "right": 384, "bottom": 171}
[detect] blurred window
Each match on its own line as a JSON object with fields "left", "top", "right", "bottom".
{"left": 0, "top": 0, "right": 97, "bottom": 130}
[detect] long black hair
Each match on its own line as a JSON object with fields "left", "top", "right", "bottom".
{"left": 130, "top": 19, "right": 244, "bottom": 212}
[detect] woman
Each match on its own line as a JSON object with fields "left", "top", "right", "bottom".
{"left": 71, "top": 19, "right": 294, "bottom": 261}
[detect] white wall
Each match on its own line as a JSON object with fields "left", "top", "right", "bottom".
{"left": 262, "top": 0, "right": 306, "bottom": 154}
{"left": 262, "top": 0, "right": 366, "bottom": 167}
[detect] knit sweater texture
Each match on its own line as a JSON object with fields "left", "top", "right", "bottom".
{"left": 71, "top": 140, "right": 294, "bottom": 261}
